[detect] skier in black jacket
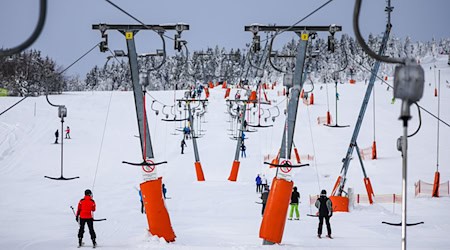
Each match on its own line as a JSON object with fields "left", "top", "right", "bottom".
{"left": 315, "top": 189, "right": 333, "bottom": 238}
{"left": 288, "top": 186, "right": 300, "bottom": 220}
{"left": 260, "top": 185, "right": 270, "bottom": 216}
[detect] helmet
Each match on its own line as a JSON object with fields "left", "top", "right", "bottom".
{"left": 85, "top": 189, "right": 92, "bottom": 196}
{"left": 320, "top": 189, "right": 327, "bottom": 196}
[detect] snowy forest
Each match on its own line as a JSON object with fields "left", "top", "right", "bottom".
{"left": 1, "top": 34, "right": 449, "bottom": 95}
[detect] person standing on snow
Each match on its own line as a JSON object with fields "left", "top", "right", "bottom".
{"left": 162, "top": 183, "right": 167, "bottom": 199}
{"left": 76, "top": 189, "right": 97, "bottom": 247}
{"left": 54, "top": 129, "right": 59, "bottom": 144}
{"left": 260, "top": 185, "right": 270, "bottom": 216}
{"left": 240, "top": 142, "right": 247, "bottom": 158}
{"left": 65, "top": 126, "right": 71, "bottom": 139}
{"left": 181, "top": 138, "right": 187, "bottom": 154}
{"left": 255, "top": 174, "right": 262, "bottom": 193}
{"left": 315, "top": 189, "right": 333, "bottom": 238}
{"left": 288, "top": 186, "right": 300, "bottom": 220}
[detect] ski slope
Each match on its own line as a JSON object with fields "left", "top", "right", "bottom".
{"left": 0, "top": 55, "right": 449, "bottom": 249}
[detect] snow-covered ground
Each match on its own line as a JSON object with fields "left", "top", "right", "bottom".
{"left": 0, "top": 55, "right": 449, "bottom": 249}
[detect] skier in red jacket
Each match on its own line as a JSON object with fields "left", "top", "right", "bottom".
{"left": 76, "top": 189, "right": 97, "bottom": 247}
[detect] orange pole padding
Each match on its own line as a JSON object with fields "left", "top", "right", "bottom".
{"left": 371, "top": 141, "right": 377, "bottom": 160}
{"left": 224, "top": 88, "right": 231, "bottom": 99}
{"left": 434, "top": 88, "right": 438, "bottom": 97}
{"left": 259, "top": 178, "right": 294, "bottom": 244}
{"left": 300, "top": 89, "right": 304, "bottom": 98}
{"left": 384, "top": 76, "right": 388, "bottom": 81}
{"left": 432, "top": 171, "right": 440, "bottom": 197}
{"left": 293, "top": 147, "right": 301, "bottom": 164}
{"left": 140, "top": 177, "right": 176, "bottom": 242}
{"left": 249, "top": 91, "right": 257, "bottom": 101}
{"left": 364, "top": 177, "right": 375, "bottom": 204}
{"left": 326, "top": 111, "right": 331, "bottom": 125}
{"left": 228, "top": 160, "right": 240, "bottom": 181}
{"left": 208, "top": 81, "right": 214, "bottom": 88}
{"left": 262, "top": 83, "right": 267, "bottom": 89}
{"left": 195, "top": 161, "right": 205, "bottom": 181}
{"left": 331, "top": 176, "right": 342, "bottom": 196}
{"left": 309, "top": 93, "right": 314, "bottom": 105}
{"left": 222, "top": 81, "right": 227, "bottom": 89}
{"left": 204, "top": 87, "right": 210, "bottom": 98}
{"left": 349, "top": 79, "right": 356, "bottom": 84}
{"left": 282, "top": 88, "right": 286, "bottom": 96}
{"left": 329, "top": 196, "right": 349, "bottom": 212}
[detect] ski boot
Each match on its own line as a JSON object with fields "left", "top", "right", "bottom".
{"left": 92, "top": 239, "right": 97, "bottom": 248}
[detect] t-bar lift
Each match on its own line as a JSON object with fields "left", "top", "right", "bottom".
{"left": 92, "top": 23, "right": 188, "bottom": 243}
{"left": 246, "top": 24, "right": 341, "bottom": 245}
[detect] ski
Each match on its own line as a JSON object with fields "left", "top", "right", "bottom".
{"left": 307, "top": 214, "right": 318, "bottom": 217}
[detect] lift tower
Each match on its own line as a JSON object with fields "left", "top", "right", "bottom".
{"left": 331, "top": 1, "right": 394, "bottom": 205}
{"left": 246, "top": 24, "right": 341, "bottom": 245}
{"left": 92, "top": 23, "right": 189, "bottom": 243}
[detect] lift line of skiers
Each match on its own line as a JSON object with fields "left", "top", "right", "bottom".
{"left": 257, "top": 174, "right": 333, "bottom": 239}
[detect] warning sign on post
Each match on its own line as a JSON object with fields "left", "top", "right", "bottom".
{"left": 142, "top": 159, "right": 158, "bottom": 181}
{"left": 278, "top": 159, "right": 292, "bottom": 181}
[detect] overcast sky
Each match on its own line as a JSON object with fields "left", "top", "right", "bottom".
{"left": 1, "top": 0, "right": 449, "bottom": 77}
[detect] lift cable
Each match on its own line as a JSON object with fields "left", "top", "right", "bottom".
{"left": 0, "top": 0, "right": 47, "bottom": 57}
{"left": 347, "top": 54, "right": 449, "bottom": 128}
{"left": 104, "top": 0, "right": 175, "bottom": 41}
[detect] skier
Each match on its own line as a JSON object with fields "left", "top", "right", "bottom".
{"left": 260, "top": 185, "right": 270, "bottom": 216}
{"left": 261, "top": 175, "right": 268, "bottom": 188}
{"left": 76, "top": 189, "right": 97, "bottom": 247}
{"left": 288, "top": 186, "right": 300, "bottom": 220}
{"left": 240, "top": 142, "right": 247, "bottom": 158}
{"left": 255, "top": 174, "right": 262, "bottom": 193}
{"left": 162, "top": 183, "right": 167, "bottom": 199}
{"left": 54, "top": 129, "right": 59, "bottom": 144}
{"left": 65, "top": 126, "right": 71, "bottom": 139}
{"left": 181, "top": 138, "right": 187, "bottom": 154}
{"left": 138, "top": 189, "right": 144, "bottom": 214}
{"left": 183, "top": 126, "right": 191, "bottom": 140}
{"left": 315, "top": 189, "right": 333, "bottom": 239}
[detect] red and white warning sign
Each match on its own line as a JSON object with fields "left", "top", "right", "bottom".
{"left": 279, "top": 160, "right": 292, "bottom": 173}
{"left": 142, "top": 159, "right": 158, "bottom": 181}
{"left": 278, "top": 159, "right": 292, "bottom": 181}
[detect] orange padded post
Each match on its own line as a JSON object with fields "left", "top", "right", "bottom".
{"left": 228, "top": 160, "right": 240, "bottom": 181}
{"left": 222, "top": 81, "right": 227, "bottom": 89}
{"left": 204, "top": 87, "right": 210, "bottom": 98}
{"left": 208, "top": 82, "right": 214, "bottom": 88}
{"left": 309, "top": 93, "right": 314, "bottom": 105}
{"left": 224, "top": 88, "right": 231, "bottom": 98}
{"left": 326, "top": 111, "right": 331, "bottom": 125}
{"left": 293, "top": 147, "right": 301, "bottom": 163}
{"left": 249, "top": 91, "right": 257, "bottom": 101}
{"left": 432, "top": 171, "right": 440, "bottom": 197}
{"left": 259, "top": 178, "right": 293, "bottom": 244}
{"left": 349, "top": 79, "right": 356, "bottom": 84}
{"left": 434, "top": 88, "right": 438, "bottom": 97}
{"left": 300, "top": 89, "right": 304, "bottom": 98}
{"left": 140, "top": 178, "right": 176, "bottom": 242}
{"left": 329, "top": 196, "right": 349, "bottom": 212}
{"left": 195, "top": 161, "right": 205, "bottom": 181}
{"left": 364, "top": 177, "right": 375, "bottom": 204}
{"left": 371, "top": 141, "right": 377, "bottom": 159}
{"left": 331, "top": 176, "right": 342, "bottom": 196}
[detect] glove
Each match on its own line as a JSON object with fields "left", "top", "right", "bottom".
{"left": 76, "top": 216, "right": 79, "bottom": 222}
